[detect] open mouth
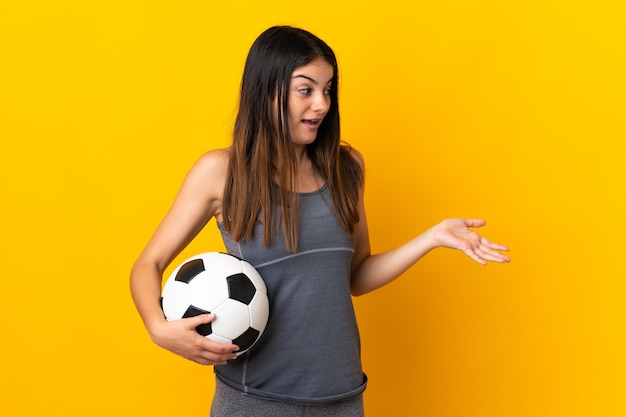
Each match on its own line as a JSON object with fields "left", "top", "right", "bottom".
{"left": 302, "top": 119, "right": 320, "bottom": 128}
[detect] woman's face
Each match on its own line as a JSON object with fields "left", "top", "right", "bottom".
{"left": 285, "top": 58, "right": 334, "bottom": 148}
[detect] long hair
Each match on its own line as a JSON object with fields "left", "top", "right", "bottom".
{"left": 222, "top": 26, "right": 363, "bottom": 252}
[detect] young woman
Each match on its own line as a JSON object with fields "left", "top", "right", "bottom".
{"left": 130, "top": 26, "right": 510, "bottom": 417}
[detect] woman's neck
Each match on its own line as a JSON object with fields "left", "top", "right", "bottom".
{"left": 294, "top": 155, "right": 323, "bottom": 193}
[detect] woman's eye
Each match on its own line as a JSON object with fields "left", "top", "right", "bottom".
{"left": 299, "top": 88, "right": 312, "bottom": 95}
{"left": 324, "top": 88, "right": 332, "bottom": 95}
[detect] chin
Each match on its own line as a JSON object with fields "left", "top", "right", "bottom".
{"left": 292, "top": 136, "right": 318, "bottom": 146}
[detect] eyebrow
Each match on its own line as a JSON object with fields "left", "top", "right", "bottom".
{"left": 291, "top": 74, "right": 333, "bottom": 85}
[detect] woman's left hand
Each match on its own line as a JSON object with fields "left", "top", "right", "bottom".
{"left": 431, "top": 218, "right": 510, "bottom": 265}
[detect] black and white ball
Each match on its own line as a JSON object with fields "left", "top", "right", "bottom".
{"left": 161, "top": 252, "right": 269, "bottom": 356}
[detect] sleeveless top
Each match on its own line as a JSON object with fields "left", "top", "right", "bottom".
{"left": 215, "top": 184, "right": 367, "bottom": 404}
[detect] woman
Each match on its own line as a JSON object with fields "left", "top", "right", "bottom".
{"left": 130, "top": 26, "right": 510, "bottom": 417}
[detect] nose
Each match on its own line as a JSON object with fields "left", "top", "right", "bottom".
{"left": 311, "top": 91, "right": 330, "bottom": 114}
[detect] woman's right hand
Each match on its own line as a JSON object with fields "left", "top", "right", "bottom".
{"left": 150, "top": 313, "right": 239, "bottom": 366}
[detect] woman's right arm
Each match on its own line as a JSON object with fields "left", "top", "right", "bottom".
{"left": 130, "top": 149, "right": 239, "bottom": 365}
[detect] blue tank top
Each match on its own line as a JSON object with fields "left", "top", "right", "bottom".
{"left": 215, "top": 184, "right": 367, "bottom": 404}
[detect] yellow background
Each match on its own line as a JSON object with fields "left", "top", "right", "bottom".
{"left": 1, "top": 1, "right": 624, "bottom": 416}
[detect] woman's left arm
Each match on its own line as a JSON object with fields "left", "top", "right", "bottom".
{"left": 349, "top": 190, "right": 510, "bottom": 296}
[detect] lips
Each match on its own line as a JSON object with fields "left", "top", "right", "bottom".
{"left": 302, "top": 119, "right": 320, "bottom": 128}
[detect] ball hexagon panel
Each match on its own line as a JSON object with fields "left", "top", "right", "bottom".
{"left": 211, "top": 299, "right": 251, "bottom": 340}
{"left": 201, "top": 252, "right": 243, "bottom": 277}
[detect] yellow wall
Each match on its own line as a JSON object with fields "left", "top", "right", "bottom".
{"left": 1, "top": 1, "right": 624, "bottom": 416}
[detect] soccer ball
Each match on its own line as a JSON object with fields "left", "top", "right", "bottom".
{"left": 161, "top": 252, "right": 269, "bottom": 356}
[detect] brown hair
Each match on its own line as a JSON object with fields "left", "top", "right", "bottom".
{"left": 222, "top": 26, "right": 363, "bottom": 252}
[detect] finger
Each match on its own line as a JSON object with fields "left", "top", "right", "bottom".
{"left": 477, "top": 248, "right": 510, "bottom": 263}
{"left": 189, "top": 341, "right": 239, "bottom": 365}
{"left": 201, "top": 334, "right": 240, "bottom": 357}
{"left": 475, "top": 242, "right": 511, "bottom": 262}
{"left": 480, "top": 236, "right": 510, "bottom": 252}
{"left": 195, "top": 356, "right": 226, "bottom": 366}
{"left": 479, "top": 241, "right": 511, "bottom": 262}
{"left": 464, "top": 244, "right": 509, "bottom": 264}
{"left": 185, "top": 316, "right": 240, "bottom": 355}
{"left": 207, "top": 341, "right": 240, "bottom": 354}
{"left": 196, "top": 355, "right": 229, "bottom": 366}
{"left": 463, "top": 247, "right": 487, "bottom": 265}
{"left": 199, "top": 350, "right": 237, "bottom": 365}
{"left": 181, "top": 313, "right": 215, "bottom": 330}
{"left": 464, "top": 218, "right": 487, "bottom": 228}
{"left": 205, "top": 347, "right": 239, "bottom": 363}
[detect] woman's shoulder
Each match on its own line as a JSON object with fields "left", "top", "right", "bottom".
{"left": 198, "top": 147, "right": 230, "bottom": 164}
{"left": 182, "top": 148, "right": 231, "bottom": 197}
{"left": 340, "top": 144, "right": 365, "bottom": 169}
{"left": 192, "top": 148, "right": 231, "bottom": 176}
{"left": 180, "top": 149, "right": 231, "bottom": 219}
